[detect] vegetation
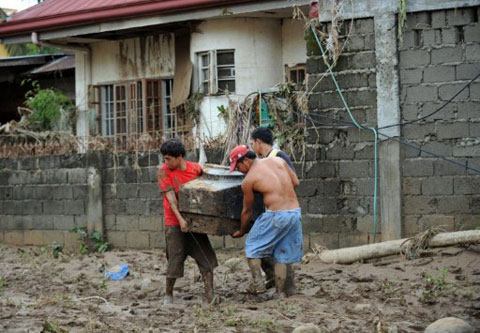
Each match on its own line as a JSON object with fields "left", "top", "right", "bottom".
{"left": 69, "top": 227, "right": 111, "bottom": 254}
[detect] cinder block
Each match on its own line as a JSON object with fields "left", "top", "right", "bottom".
{"left": 431, "top": 47, "right": 462, "bottom": 64}
{"left": 67, "top": 169, "right": 87, "bottom": 184}
{"left": 456, "top": 63, "right": 480, "bottom": 80}
{"left": 455, "top": 215, "right": 480, "bottom": 231}
{"left": 434, "top": 159, "right": 467, "bottom": 176}
{"left": 407, "top": 12, "right": 431, "bottom": 30}
{"left": 13, "top": 186, "right": 36, "bottom": 200}
{"left": 53, "top": 215, "right": 75, "bottom": 230}
{"left": 21, "top": 200, "right": 43, "bottom": 215}
{"left": 465, "top": 44, "right": 480, "bottom": 61}
{"left": 431, "top": 11, "right": 446, "bottom": 28}
{"left": 404, "top": 196, "right": 437, "bottom": 214}
{"left": 399, "top": 50, "right": 430, "bottom": 68}
{"left": 4, "top": 231, "right": 24, "bottom": 245}
{"left": 399, "top": 30, "right": 417, "bottom": 49}
{"left": 400, "top": 69, "right": 423, "bottom": 84}
{"left": 116, "top": 215, "right": 139, "bottom": 231}
{"left": 422, "top": 177, "right": 453, "bottom": 195}
{"left": 138, "top": 183, "right": 159, "bottom": 198}
{"left": 403, "top": 159, "right": 434, "bottom": 177}
{"left": 352, "top": 178, "right": 374, "bottom": 195}
{"left": 402, "top": 123, "right": 435, "bottom": 140}
{"left": 310, "top": 232, "right": 339, "bottom": 250}
{"left": 105, "top": 215, "right": 116, "bottom": 231}
{"left": 18, "top": 157, "right": 37, "bottom": 170}
{"left": 441, "top": 27, "right": 457, "bottom": 44}
{"left": 296, "top": 180, "right": 318, "bottom": 197}
{"left": 106, "top": 231, "right": 127, "bottom": 248}
{"left": 33, "top": 215, "right": 54, "bottom": 229}
{"left": 126, "top": 200, "right": 147, "bottom": 215}
{"left": 72, "top": 185, "right": 88, "bottom": 200}
{"left": 404, "top": 215, "right": 421, "bottom": 237}
{"left": 74, "top": 215, "right": 87, "bottom": 227}
{"left": 421, "top": 29, "right": 437, "bottom": 45}
{"left": 344, "top": 35, "right": 364, "bottom": 52}
{"left": 0, "top": 231, "right": 4, "bottom": 243}
{"left": 420, "top": 141, "right": 453, "bottom": 158}
{"left": 447, "top": 8, "right": 476, "bottom": 26}
{"left": 453, "top": 145, "right": 480, "bottom": 158}
{"left": 138, "top": 216, "right": 162, "bottom": 231}
{"left": 339, "top": 231, "right": 369, "bottom": 248}
{"left": 437, "top": 196, "right": 470, "bottom": 214}
{"left": 24, "top": 230, "right": 45, "bottom": 246}
{"left": 50, "top": 186, "right": 73, "bottom": 200}
{"left": 454, "top": 177, "right": 480, "bottom": 194}
{"left": 43, "top": 230, "right": 65, "bottom": 245}
{"left": 147, "top": 199, "right": 163, "bottom": 215}
{"left": 305, "top": 161, "right": 336, "bottom": 179}
{"left": 470, "top": 123, "right": 480, "bottom": 137}
{"left": 126, "top": 231, "right": 150, "bottom": 248}
{"left": 44, "top": 169, "right": 68, "bottom": 184}
{"left": 63, "top": 200, "right": 85, "bottom": 215}
{"left": 63, "top": 231, "right": 82, "bottom": 251}
{"left": 420, "top": 102, "right": 455, "bottom": 120}
{"left": 405, "top": 85, "right": 437, "bottom": 103}
{"left": 403, "top": 178, "right": 421, "bottom": 195}
{"left": 437, "top": 122, "right": 470, "bottom": 139}
{"left": 471, "top": 83, "right": 480, "bottom": 99}
{"left": 339, "top": 160, "right": 369, "bottom": 178}
{"left": 115, "top": 184, "right": 139, "bottom": 199}
{"left": 419, "top": 215, "right": 454, "bottom": 232}
{"left": 43, "top": 201, "right": 64, "bottom": 215}
{"left": 457, "top": 102, "right": 480, "bottom": 119}
{"left": 423, "top": 66, "right": 455, "bottom": 83}
{"left": 150, "top": 231, "right": 166, "bottom": 249}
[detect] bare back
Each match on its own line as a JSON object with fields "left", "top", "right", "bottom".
{"left": 244, "top": 157, "right": 299, "bottom": 211}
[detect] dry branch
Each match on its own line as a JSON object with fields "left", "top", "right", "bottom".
{"left": 316, "top": 230, "right": 480, "bottom": 264}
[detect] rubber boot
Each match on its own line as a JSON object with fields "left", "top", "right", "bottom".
{"left": 163, "top": 277, "right": 176, "bottom": 305}
{"left": 247, "top": 258, "right": 267, "bottom": 294}
{"left": 285, "top": 264, "right": 296, "bottom": 296}
{"left": 201, "top": 271, "right": 215, "bottom": 304}
{"left": 261, "top": 257, "right": 275, "bottom": 289}
{"left": 274, "top": 263, "right": 287, "bottom": 299}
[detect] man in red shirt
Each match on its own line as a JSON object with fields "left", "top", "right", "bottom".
{"left": 158, "top": 139, "right": 218, "bottom": 305}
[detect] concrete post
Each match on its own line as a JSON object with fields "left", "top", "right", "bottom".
{"left": 374, "top": 13, "right": 403, "bottom": 240}
{"left": 87, "top": 166, "right": 104, "bottom": 249}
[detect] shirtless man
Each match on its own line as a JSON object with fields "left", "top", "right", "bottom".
{"left": 229, "top": 145, "right": 302, "bottom": 298}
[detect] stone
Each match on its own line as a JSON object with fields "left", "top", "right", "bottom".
{"left": 292, "top": 324, "right": 323, "bottom": 333}
{"left": 353, "top": 303, "right": 372, "bottom": 312}
{"left": 424, "top": 317, "right": 475, "bottom": 333}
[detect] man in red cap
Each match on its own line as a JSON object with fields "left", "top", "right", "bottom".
{"left": 229, "top": 145, "right": 302, "bottom": 298}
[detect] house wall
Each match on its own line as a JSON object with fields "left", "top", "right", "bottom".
{"left": 191, "top": 17, "right": 306, "bottom": 139}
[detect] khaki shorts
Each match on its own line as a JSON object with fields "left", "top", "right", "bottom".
{"left": 165, "top": 226, "right": 218, "bottom": 278}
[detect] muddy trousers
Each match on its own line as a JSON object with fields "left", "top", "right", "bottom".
{"left": 166, "top": 271, "right": 214, "bottom": 303}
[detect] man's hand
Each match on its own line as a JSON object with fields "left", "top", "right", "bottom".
{"left": 231, "top": 230, "right": 245, "bottom": 238}
{"left": 179, "top": 217, "right": 189, "bottom": 233}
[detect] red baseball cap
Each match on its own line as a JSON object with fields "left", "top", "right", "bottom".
{"left": 229, "top": 145, "right": 249, "bottom": 172}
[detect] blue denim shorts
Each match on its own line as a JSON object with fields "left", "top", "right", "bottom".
{"left": 245, "top": 208, "right": 303, "bottom": 264}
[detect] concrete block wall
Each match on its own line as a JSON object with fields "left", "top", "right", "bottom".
{"left": 0, "top": 155, "right": 88, "bottom": 249}
{"left": 305, "top": 17, "right": 379, "bottom": 248}
{"left": 399, "top": 7, "right": 480, "bottom": 236}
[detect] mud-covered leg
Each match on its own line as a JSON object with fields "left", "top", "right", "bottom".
{"left": 201, "top": 271, "right": 215, "bottom": 304}
{"left": 285, "top": 264, "right": 296, "bottom": 296}
{"left": 261, "top": 257, "right": 275, "bottom": 289}
{"left": 247, "top": 258, "right": 267, "bottom": 293}
{"left": 164, "top": 278, "right": 176, "bottom": 304}
{"left": 274, "top": 263, "right": 287, "bottom": 298}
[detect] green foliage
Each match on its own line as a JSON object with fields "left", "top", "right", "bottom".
{"left": 5, "top": 43, "right": 60, "bottom": 57}
{"left": 51, "top": 242, "right": 64, "bottom": 259}
{"left": 41, "top": 320, "right": 67, "bottom": 333}
{"left": 184, "top": 93, "right": 204, "bottom": 124}
{"left": 91, "top": 230, "right": 111, "bottom": 253}
{"left": 0, "top": 277, "right": 7, "bottom": 294}
{"left": 217, "top": 105, "right": 229, "bottom": 122}
{"left": 69, "top": 227, "right": 110, "bottom": 254}
{"left": 420, "top": 269, "right": 449, "bottom": 304}
{"left": 22, "top": 80, "right": 73, "bottom": 131}
{"left": 69, "top": 226, "right": 88, "bottom": 255}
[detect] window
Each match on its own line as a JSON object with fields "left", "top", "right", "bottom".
{"left": 285, "top": 64, "right": 306, "bottom": 89}
{"left": 197, "top": 50, "right": 235, "bottom": 94}
{"left": 98, "top": 78, "right": 179, "bottom": 147}
{"left": 162, "top": 79, "right": 176, "bottom": 138}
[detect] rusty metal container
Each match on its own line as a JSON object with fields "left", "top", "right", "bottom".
{"left": 178, "top": 164, "right": 263, "bottom": 235}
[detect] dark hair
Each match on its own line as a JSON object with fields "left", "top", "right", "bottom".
{"left": 251, "top": 127, "right": 273, "bottom": 145}
{"left": 160, "top": 139, "right": 186, "bottom": 158}
{"left": 237, "top": 151, "right": 257, "bottom": 164}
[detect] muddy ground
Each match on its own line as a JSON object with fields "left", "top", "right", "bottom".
{"left": 1, "top": 243, "right": 479, "bottom": 333}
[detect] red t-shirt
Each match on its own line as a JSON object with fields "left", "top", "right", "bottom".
{"left": 157, "top": 161, "right": 202, "bottom": 226}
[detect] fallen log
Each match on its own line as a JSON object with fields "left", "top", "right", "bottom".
{"left": 317, "top": 230, "right": 480, "bottom": 264}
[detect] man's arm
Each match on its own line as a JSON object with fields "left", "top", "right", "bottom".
{"left": 286, "top": 162, "right": 299, "bottom": 188}
{"left": 165, "top": 190, "right": 189, "bottom": 232}
{"left": 232, "top": 178, "right": 255, "bottom": 238}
